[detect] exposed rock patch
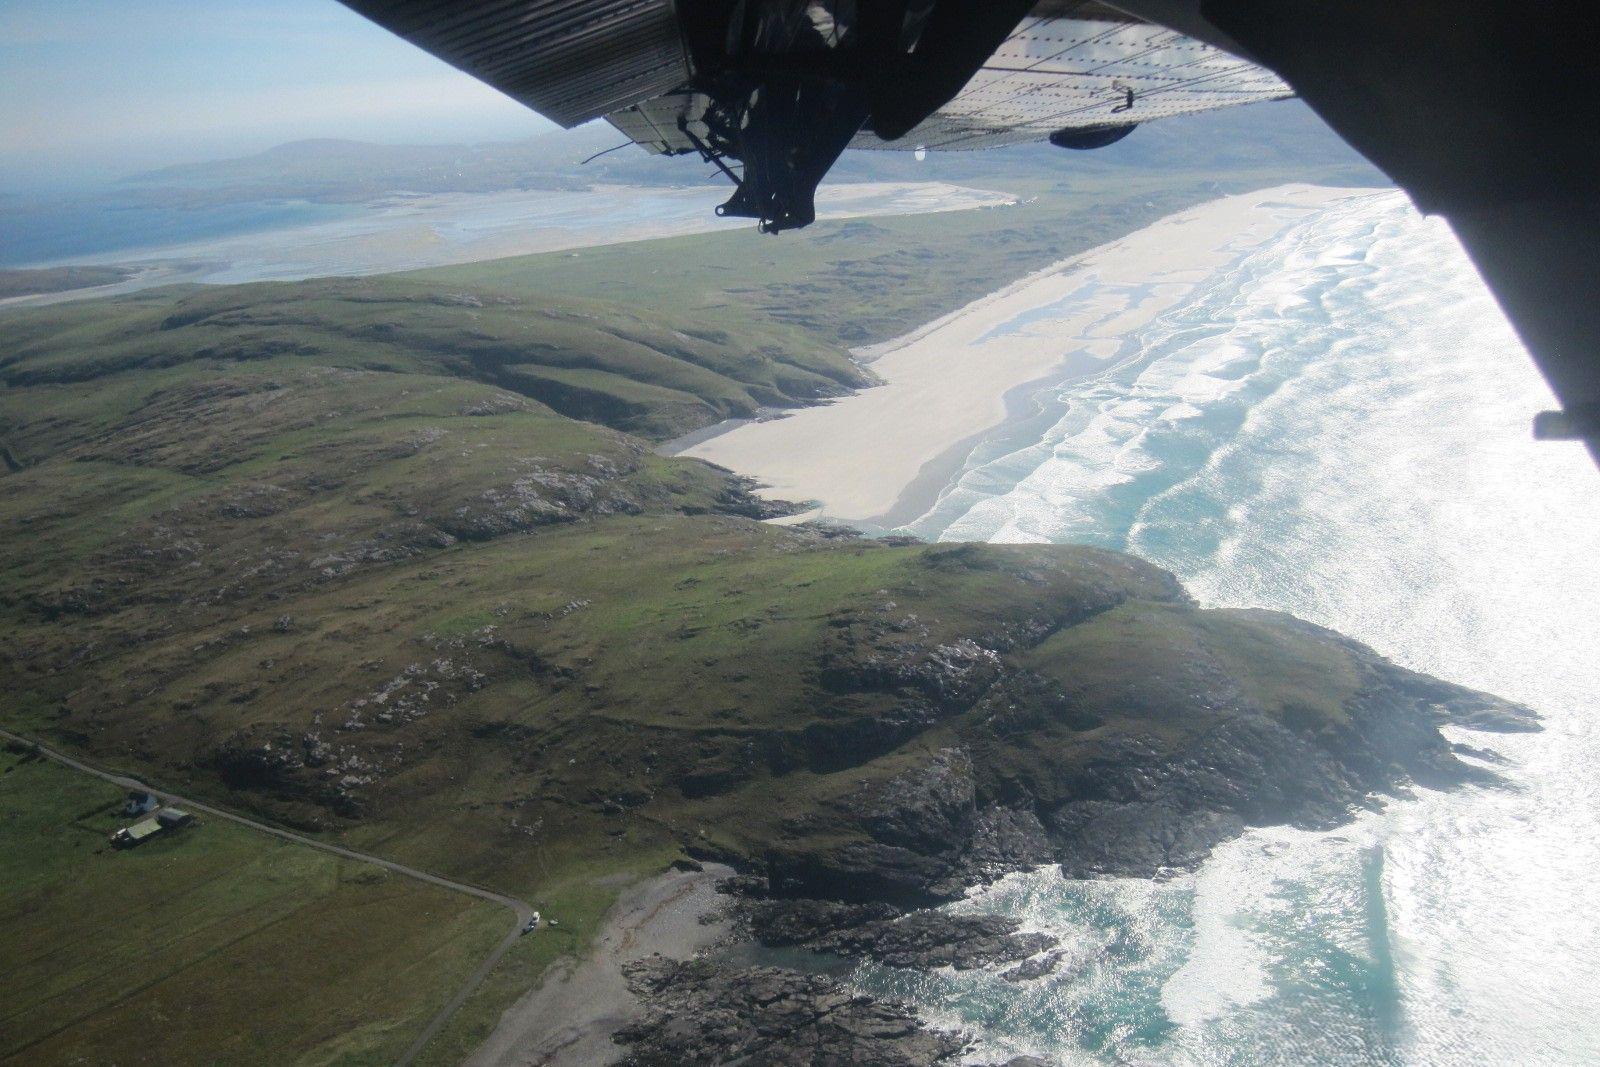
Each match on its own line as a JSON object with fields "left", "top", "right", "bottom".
{"left": 764, "top": 905, "right": 1057, "bottom": 972}
{"left": 615, "top": 956, "right": 968, "bottom": 1066}
{"left": 761, "top": 620, "right": 1538, "bottom": 900}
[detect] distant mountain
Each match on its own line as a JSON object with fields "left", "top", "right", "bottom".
{"left": 117, "top": 100, "right": 1383, "bottom": 209}
{"left": 117, "top": 126, "right": 694, "bottom": 206}
{"left": 1, "top": 101, "right": 1384, "bottom": 270}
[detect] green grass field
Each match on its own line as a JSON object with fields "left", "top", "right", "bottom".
{"left": 1, "top": 152, "right": 1400, "bottom": 1064}
{"left": 0, "top": 748, "right": 506, "bottom": 1067}
{"left": 0, "top": 267, "right": 135, "bottom": 300}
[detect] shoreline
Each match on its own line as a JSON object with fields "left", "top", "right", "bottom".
{"left": 675, "top": 183, "right": 1374, "bottom": 530}
{"left": 871, "top": 348, "right": 1106, "bottom": 531}
{"left": 464, "top": 863, "right": 733, "bottom": 1067}
{"left": 0, "top": 181, "right": 1016, "bottom": 310}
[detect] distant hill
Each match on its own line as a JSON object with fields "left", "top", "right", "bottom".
{"left": 119, "top": 129, "right": 683, "bottom": 205}
{"left": 116, "top": 100, "right": 1383, "bottom": 208}
{"left": 2, "top": 100, "right": 1384, "bottom": 270}
{"left": 117, "top": 127, "right": 690, "bottom": 207}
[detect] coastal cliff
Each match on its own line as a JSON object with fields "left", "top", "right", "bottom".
{"left": 1, "top": 264, "right": 1531, "bottom": 1066}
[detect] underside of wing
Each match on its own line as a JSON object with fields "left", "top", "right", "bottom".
{"left": 338, "top": 0, "right": 1600, "bottom": 460}
{"left": 611, "top": 7, "right": 1290, "bottom": 156}
{"left": 852, "top": 9, "right": 1291, "bottom": 151}
{"left": 341, "top": 1, "right": 1287, "bottom": 230}
{"left": 338, "top": 0, "right": 693, "bottom": 129}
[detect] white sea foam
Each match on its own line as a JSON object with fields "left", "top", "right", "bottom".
{"left": 886, "top": 191, "right": 1600, "bottom": 1065}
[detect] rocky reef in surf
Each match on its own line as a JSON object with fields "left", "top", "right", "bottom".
{"left": 615, "top": 954, "right": 1049, "bottom": 1067}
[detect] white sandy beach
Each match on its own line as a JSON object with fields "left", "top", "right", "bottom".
{"left": 677, "top": 183, "right": 1371, "bottom": 528}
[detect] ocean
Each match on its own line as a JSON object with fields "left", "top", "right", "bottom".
{"left": 2, "top": 182, "right": 1010, "bottom": 285}
{"left": 0, "top": 197, "right": 359, "bottom": 269}
{"left": 878, "top": 191, "right": 1600, "bottom": 1065}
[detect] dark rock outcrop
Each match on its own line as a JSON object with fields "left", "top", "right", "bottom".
{"left": 807, "top": 911, "right": 1058, "bottom": 971}
{"left": 615, "top": 956, "right": 968, "bottom": 1066}
{"left": 757, "top": 632, "right": 1538, "bottom": 899}
{"left": 750, "top": 898, "right": 1058, "bottom": 971}
{"left": 749, "top": 898, "right": 904, "bottom": 946}
{"left": 1001, "top": 948, "right": 1071, "bottom": 984}
{"left": 863, "top": 748, "right": 978, "bottom": 854}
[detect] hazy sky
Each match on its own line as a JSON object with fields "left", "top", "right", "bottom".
{"left": 0, "top": 0, "right": 558, "bottom": 187}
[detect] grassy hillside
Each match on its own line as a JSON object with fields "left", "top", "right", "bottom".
{"left": 0, "top": 181, "right": 1493, "bottom": 1066}
{"left": 0, "top": 746, "right": 504, "bottom": 1067}
{"left": 0, "top": 296, "right": 1190, "bottom": 880}
{"left": 0, "top": 276, "right": 865, "bottom": 443}
{"left": 0, "top": 266, "right": 134, "bottom": 300}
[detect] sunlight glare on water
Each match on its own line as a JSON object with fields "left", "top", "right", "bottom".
{"left": 884, "top": 191, "right": 1600, "bottom": 1066}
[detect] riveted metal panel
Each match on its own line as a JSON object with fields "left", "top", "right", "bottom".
{"left": 341, "top": 0, "right": 691, "bottom": 127}
{"left": 854, "top": 11, "right": 1291, "bottom": 150}
{"left": 604, "top": 9, "right": 1288, "bottom": 156}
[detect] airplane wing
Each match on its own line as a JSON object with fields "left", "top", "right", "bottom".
{"left": 340, "top": 1, "right": 1288, "bottom": 229}
{"left": 339, "top": 0, "right": 1599, "bottom": 460}
{"left": 335, "top": 0, "right": 694, "bottom": 129}
{"left": 609, "top": 6, "right": 1290, "bottom": 156}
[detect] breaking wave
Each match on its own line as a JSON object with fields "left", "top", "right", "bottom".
{"left": 882, "top": 191, "right": 1600, "bottom": 1065}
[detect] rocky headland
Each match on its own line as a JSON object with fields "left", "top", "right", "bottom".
{"left": 607, "top": 609, "right": 1535, "bottom": 1065}
{"left": 0, "top": 264, "right": 1536, "bottom": 1067}
{"left": 599, "top": 596, "right": 1533, "bottom": 1066}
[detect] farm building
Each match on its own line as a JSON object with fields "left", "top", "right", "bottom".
{"left": 110, "top": 818, "right": 163, "bottom": 849}
{"left": 110, "top": 808, "right": 196, "bottom": 849}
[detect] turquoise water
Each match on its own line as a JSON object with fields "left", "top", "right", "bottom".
{"left": 877, "top": 191, "right": 1600, "bottom": 1065}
